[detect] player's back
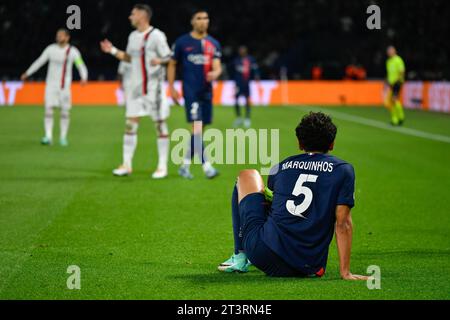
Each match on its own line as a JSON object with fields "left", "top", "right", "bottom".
{"left": 262, "top": 152, "right": 355, "bottom": 275}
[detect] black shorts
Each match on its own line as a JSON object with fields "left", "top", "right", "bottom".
{"left": 238, "top": 193, "right": 308, "bottom": 277}
{"left": 390, "top": 82, "right": 403, "bottom": 98}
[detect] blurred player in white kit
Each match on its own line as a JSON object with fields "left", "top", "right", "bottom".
{"left": 21, "top": 28, "right": 88, "bottom": 146}
{"left": 100, "top": 4, "right": 171, "bottom": 179}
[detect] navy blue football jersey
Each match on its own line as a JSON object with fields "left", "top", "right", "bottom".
{"left": 262, "top": 153, "right": 355, "bottom": 275}
{"left": 232, "top": 55, "right": 259, "bottom": 87}
{"left": 171, "top": 33, "right": 222, "bottom": 98}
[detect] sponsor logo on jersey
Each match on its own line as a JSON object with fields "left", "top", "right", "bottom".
{"left": 187, "top": 54, "right": 211, "bottom": 65}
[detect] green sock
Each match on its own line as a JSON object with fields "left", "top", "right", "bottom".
{"left": 391, "top": 107, "right": 399, "bottom": 125}
{"left": 395, "top": 101, "right": 405, "bottom": 121}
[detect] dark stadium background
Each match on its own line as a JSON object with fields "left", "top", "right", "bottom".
{"left": 0, "top": 0, "right": 449, "bottom": 81}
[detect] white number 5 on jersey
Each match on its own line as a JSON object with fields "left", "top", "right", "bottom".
{"left": 286, "top": 174, "right": 318, "bottom": 218}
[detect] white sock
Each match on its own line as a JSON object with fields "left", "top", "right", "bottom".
{"left": 202, "top": 161, "right": 213, "bottom": 172}
{"left": 183, "top": 142, "right": 192, "bottom": 167}
{"left": 44, "top": 109, "right": 54, "bottom": 140}
{"left": 157, "top": 137, "right": 169, "bottom": 170}
{"left": 123, "top": 133, "right": 137, "bottom": 169}
{"left": 60, "top": 110, "right": 70, "bottom": 140}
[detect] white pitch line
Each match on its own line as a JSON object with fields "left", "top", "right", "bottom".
{"left": 303, "top": 107, "right": 450, "bottom": 144}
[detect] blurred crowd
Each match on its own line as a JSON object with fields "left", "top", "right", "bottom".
{"left": 0, "top": 0, "right": 448, "bottom": 81}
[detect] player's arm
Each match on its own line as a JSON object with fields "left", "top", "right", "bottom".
{"left": 73, "top": 49, "right": 88, "bottom": 85}
{"left": 100, "top": 39, "right": 131, "bottom": 62}
{"left": 167, "top": 59, "right": 180, "bottom": 104}
{"left": 335, "top": 205, "right": 368, "bottom": 281}
{"left": 206, "top": 58, "right": 222, "bottom": 82}
{"left": 21, "top": 46, "right": 50, "bottom": 81}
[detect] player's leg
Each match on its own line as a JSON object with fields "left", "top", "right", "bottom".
{"left": 59, "top": 90, "right": 71, "bottom": 146}
{"left": 387, "top": 86, "right": 399, "bottom": 125}
{"left": 200, "top": 100, "right": 219, "bottom": 179}
{"left": 113, "top": 117, "right": 140, "bottom": 176}
{"left": 152, "top": 120, "right": 169, "bottom": 179}
{"left": 233, "top": 86, "right": 243, "bottom": 128}
{"left": 178, "top": 98, "right": 196, "bottom": 179}
{"left": 42, "top": 87, "right": 58, "bottom": 145}
{"left": 114, "top": 96, "right": 148, "bottom": 176}
{"left": 42, "top": 106, "right": 54, "bottom": 145}
{"left": 243, "top": 85, "right": 251, "bottom": 128}
{"left": 236, "top": 169, "right": 265, "bottom": 201}
{"left": 180, "top": 119, "right": 218, "bottom": 179}
{"left": 149, "top": 84, "right": 170, "bottom": 179}
{"left": 393, "top": 83, "right": 405, "bottom": 125}
{"left": 179, "top": 98, "right": 218, "bottom": 179}
{"left": 218, "top": 170, "right": 265, "bottom": 272}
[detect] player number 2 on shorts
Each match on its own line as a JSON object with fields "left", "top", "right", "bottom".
{"left": 286, "top": 174, "right": 318, "bottom": 218}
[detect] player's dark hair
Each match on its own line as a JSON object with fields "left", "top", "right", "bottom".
{"left": 57, "top": 28, "right": 70, "bottom": 36}
{"left": 295, "top": 112, "right": 337, "bottom": 153}
{"left": 133, "top": 3, "right": 153, "bottom": 20}
{"left": 191, "top": 8, "right": 208, "bottom": 19}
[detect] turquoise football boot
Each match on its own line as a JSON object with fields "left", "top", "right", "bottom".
{"left": 218, "top": 253, "right": 249, "bottom": 273}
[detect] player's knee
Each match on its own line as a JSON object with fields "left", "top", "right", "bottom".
{"left": 237, "top": 170, "right": 265, "bottom": 202}
{"left": 60, "top": 110, "right": 70, "bottom": 119}
{"left": 45, "top": 109, "right": 53, "bottom": 118}
{"left": 125, "top": 119, "right": 139, "bottom": 135}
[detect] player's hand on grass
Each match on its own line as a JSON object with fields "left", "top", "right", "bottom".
{"left": 341, "top": 272, "right": 369, "bottom": 281}
{"left": 169, "top": 86, "right": 180, "bottom": 105}
{"left": 100, "top": 39, "right": 113, "bottom": 53}
{"left": 20, "top": 73, "right": 28, "bottom": 81}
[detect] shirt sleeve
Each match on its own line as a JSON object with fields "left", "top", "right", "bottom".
{"left": 72, "top": 48, "right": 88, "bottom": 81}
{"left": 171, "top": 39, "right": 182, "bottom": 62}
{"left": 267, "top": 163, "right": 280, "bottom": 191}
{"left": 25, "top": 46, "right": 51, "bottom": 77}
{"left": 155, "top": 32, "right": 172, "bottom": 59}
{"left": 337, "top": 164, "right": 356, "bottom": 209}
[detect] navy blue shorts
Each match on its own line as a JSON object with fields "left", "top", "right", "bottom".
{"left": 239, "top": 193, "right": 308, "bottom": 277}
{"left": 184, "top": 94, "right": 213, "bottom": 125}
{"left": 236, "top": 84, "right": 250, "bottom": 97}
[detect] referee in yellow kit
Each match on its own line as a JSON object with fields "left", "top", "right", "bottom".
{"left": 385, "top": 46, "right": 406, "bottom": 126}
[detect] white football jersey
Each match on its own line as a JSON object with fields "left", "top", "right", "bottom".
{"left": 25, "top": 44, "right": 88, "bottom": 89}
{"left": 126, "top": 27, "right": 171, "bottom": 98}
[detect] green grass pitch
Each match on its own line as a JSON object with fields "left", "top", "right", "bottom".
{"left": 0, "top": 104, "right": 449, "bottom": 300}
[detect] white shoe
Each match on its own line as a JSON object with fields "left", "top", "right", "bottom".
{"left": 151, "top": 167, "right": 168, "bottom": 179}
{"left": 113, "top": 165, "right": 132, "bottom": 177}
{"left": 243, "top": 118, "right": 251, "bottom": 128}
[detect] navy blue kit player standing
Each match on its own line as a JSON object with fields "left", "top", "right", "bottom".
{"left": 218, "top": 112, "right": 369, "bottom": 280}
{"left": 168, "top": 9, "right": 222, "bottom": 180}
{"left": 232, "top": 46, "right": 259, "bottom": 128}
